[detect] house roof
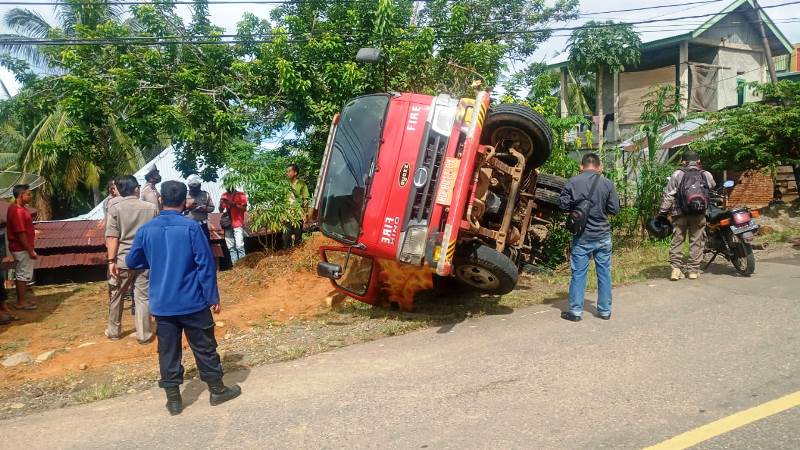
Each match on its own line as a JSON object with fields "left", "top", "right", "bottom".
{"left": 548, "top": 0, "right": 793, "bottom": 69}
{"left": 619, "top": 118, "right": 708, "bottom": 153}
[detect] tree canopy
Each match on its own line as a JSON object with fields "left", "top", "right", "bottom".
{"left": 693, "top": 81, "right": 800, "bottom": 177}
{"left": 0, "top": 0, "right": 579, "bottom": 223}
{"left": 567, "top": 20, "right": 641, "bottom": 76}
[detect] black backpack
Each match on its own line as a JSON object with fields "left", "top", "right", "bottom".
{"left": 565, "top": 173, "right": 601, "bottom": 236}
{"left": 677, "top": 167, "right": 710, "bottom": 215}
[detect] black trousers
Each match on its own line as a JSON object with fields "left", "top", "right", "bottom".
{"left": 282, "top": 221, "right": 303, "bottom": 248}
{"left": 200, "top": 222, "right": 211, "bottom": 241}
{"left": 155, "top": 308, "right": 224, "bottom": 388}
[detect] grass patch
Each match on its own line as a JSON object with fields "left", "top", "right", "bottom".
{"left": 376, "top": 319, "right": 428, "bottom": 336}
{"left": 760, "top": 228, "right": 800, "bottom": 244}
{"left": 0, "top": 338, "right": 30, "bottom": 354}
{"left": 280, "top": 345, "right": 308, "bottom": 361}
{"left": 71, "top": 383, "right": 124, "bottom": 404}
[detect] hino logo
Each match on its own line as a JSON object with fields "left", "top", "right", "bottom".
{"left": 398, "top": 163, "right": 410, "bottom": 187}
{"left": 413, "top": 167, "right": 429, "bottom": 188}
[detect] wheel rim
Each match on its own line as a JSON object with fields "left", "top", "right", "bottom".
{"left": 490, "top": 126, "right": 534, "bottom": 160}
{"left": 455, "top": 264, "right": 501, "bottom": 290}
{"left": 732, "top": 243, "right": 749, "bottom": 272}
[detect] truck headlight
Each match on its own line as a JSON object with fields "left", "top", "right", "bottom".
{"left": 399, "top": 226, "right": 428, "bottom": 264}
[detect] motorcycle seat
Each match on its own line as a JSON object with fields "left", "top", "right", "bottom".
{"left": 707, "top": 207, "right": 726, "bottom": 223}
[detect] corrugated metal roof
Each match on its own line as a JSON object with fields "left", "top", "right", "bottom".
{"left": 34, "top": 220, "right": 106, "bottom": 250}
{"left": 2, "top": 244, "right": 224, "bottom": 270}
{"left": 2, "top": 252, "right": 105, "bottom": 270}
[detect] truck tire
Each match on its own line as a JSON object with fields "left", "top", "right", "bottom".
{"left": 534, "top": 188, "right": 561, "bottom": 207}
{"left": 453, "top": 244, "right": 519, "bottom": 295}
{"left": 536, "top": 173, "right": 567, "bottom": 193}
{"left": 481, "top": 104, "right": 553, "bottom": 170}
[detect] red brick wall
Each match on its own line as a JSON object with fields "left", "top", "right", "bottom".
{"left": 727, "top": 170, "right": 773, "bottom": 208}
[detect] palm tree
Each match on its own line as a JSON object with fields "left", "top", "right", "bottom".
{"left": 0, "top": 1, "right": 125, "bottom": 68}
{"left": 0, "top": 1, "right": 146, "bottom": 216}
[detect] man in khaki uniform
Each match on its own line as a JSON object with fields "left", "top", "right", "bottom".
{"left": 106, "top": 175, "right": 159, "bottom": 343}
{"left": 658, "top": 151, "right": 716, "bottom": 281}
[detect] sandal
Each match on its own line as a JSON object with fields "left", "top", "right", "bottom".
{"left": 13, "top": 303, "right": 38, "bottom": 310}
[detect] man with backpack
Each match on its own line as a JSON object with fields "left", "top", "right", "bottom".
{"left": 559, "top": 153, "right": 620, "bottom": 322}
{"left": 658, "top": 150, "right": 716, "bottom": 281}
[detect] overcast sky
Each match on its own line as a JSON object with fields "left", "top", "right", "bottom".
{"left": 1, "top": 0, "right": 799, "bottom": 95}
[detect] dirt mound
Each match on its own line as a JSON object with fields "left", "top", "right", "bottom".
{"left": 0, "top": 236, "right": 337, "bottom": 389}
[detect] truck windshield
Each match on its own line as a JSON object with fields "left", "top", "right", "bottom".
{"left": 318, "top": 94, "right": 390, "bottom": 243}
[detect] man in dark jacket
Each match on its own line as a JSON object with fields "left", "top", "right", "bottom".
{"left": 559, "top": 153, "right": 620, "bottom": 322}
{"left": 127, "top": 181, "right": 241, "bottom": 415}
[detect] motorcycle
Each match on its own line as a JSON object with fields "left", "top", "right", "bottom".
{"left": 704, "top": 180, "right": 761, "bottom": 276}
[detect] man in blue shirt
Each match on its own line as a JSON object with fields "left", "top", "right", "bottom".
{"left": 559, "top": 153, "right": 620, "bottom": 322}
{"left": 127, "top": 180, "right": 241, "bottom": 415}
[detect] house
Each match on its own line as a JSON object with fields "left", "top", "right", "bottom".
{"left": 548, "top": 0, "right": 798, "bottom": 206}
{"left": 549, "top": 0, "right": 794, "bottom": 144}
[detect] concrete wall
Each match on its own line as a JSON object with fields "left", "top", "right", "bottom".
{"left": 713, "top": 48, "right": 765, "bottom": 110}
{"left": 698, "top": 11, "right": 764, "bottom": 47}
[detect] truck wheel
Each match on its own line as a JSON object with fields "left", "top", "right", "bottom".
{"left": 536, "top": 173, "right": 567, "bottom": 193}
{"left": 481, "top": 104, "right": 553, "bottom": 170}
{"left": 534, "top": 188, "right": 561, "bottom": 207}
{"left": 453, "top": 244, "right": 519, "bottom": 295}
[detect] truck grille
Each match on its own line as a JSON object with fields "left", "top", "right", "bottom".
{"left": 410, "top": 132, "right": 448, "bottom": 222}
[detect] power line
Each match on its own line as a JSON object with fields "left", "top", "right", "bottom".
{"left": 579, "top": 1, "right": 724, "bottom": 16}
{"left": 3, "top": 18, "right": 800, "bottom": 46}
{"left": 0, "top": 0, "right": 795, "bottom": 18}
{"left": 0, "top": 1, "right": 797, "bottom": 47}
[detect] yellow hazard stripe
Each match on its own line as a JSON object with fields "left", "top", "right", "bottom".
{"left": 476, "top": 105, "right": 486, "bottom": 128}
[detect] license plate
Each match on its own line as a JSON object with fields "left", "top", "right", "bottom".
{"left": 436, "top": 157, "right": 461, "bottom": 206}
{"left": 731, "top": 222, "right": 758, "bottom": 234}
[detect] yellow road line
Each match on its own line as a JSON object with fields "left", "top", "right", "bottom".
{"left": 645, "top": 390, "right": 800, "bottom": 450}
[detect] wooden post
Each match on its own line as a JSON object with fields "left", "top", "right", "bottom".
{"left": 560, "top": 67, "right": 569, "bottom": 118}
{"left": 596, "top": 64, "right": 604, "bottom": 149}
{"left": 679, "top": 41, "right": 690, "bottom": 116}
{"left": 612, "top": 70, "right": 620, "bottom": 143}
{"left": 753, "top": 0, "right": 778, "bottom": 83}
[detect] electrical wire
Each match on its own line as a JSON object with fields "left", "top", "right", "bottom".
{"left": 579, "top": 1, "right": 725, "bottom": 16}
{"left": 0, "top": 1, "right": 796, "bottom": 46}
{"left": 0, "top": 0, "right": 795, "bottom": 18}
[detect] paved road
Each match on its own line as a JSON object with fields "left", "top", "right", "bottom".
{"left": 2, "top": 254, "right": 799, "bottom": 449}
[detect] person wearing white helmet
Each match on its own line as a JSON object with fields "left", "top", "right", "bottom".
{"left": 184, "top": 174, "right": 215, "bottom": 240}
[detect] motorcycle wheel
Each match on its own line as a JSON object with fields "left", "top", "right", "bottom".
{"left": 731, "top": 241, "right": 756, "bottom": 276}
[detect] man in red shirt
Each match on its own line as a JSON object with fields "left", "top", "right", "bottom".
{"left": 219, "top": 187, "right": 247, "bottom": 264}
{"left": 7, "top": 184, "right": 37, "bottom": 310}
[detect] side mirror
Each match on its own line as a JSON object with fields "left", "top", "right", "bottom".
{"left": 317, "top": 262, "right": 342, "bottom": 280}
{"left": 356, "top": 48, "right": 382, "bottom": 64}
{"left": 723, "top": 180, "right": 735, "bottom": 189}
{"left": 321, "top": 248, "right": 375, "bottom": 297}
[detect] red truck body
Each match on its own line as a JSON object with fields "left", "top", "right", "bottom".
{"left": 313, "top": 89, "right": 555, "bottom": 309}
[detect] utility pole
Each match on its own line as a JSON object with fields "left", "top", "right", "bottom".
{"left": 753, "top": 0, "right": 778, "bottom": 83}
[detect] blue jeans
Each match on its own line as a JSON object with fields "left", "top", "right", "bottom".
{"left": 568, "top": 235, "right": 613, "bottom": 317}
